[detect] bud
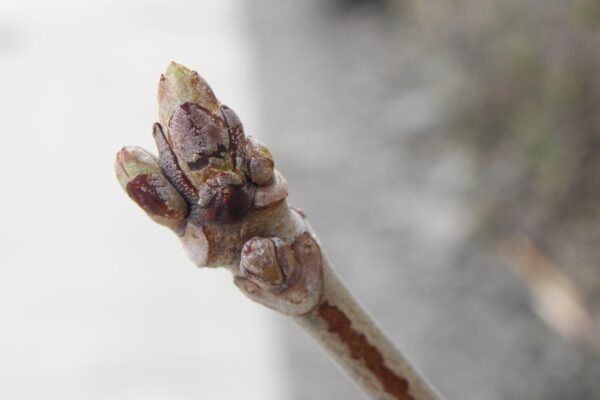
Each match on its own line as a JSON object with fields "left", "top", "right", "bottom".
{"left": 115, "top": 146, "right": 189, "bottom": 233}
{"left": 235, "top": 232, "right": 323, "bottom": 315}
{"left": 245, "top": 136, "right": 274, "bottom": 186}
{"left": 153, "top": 63, "right": 258, "bottom": 226}
{"left": 240, "top": 238, "right": 285, "bottom": 289}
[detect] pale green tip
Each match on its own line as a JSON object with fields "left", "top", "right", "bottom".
{"left": 157, "top": 62, "right": 221, "bottom": 133}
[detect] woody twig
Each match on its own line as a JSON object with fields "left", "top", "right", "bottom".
{"left": 115, "top": 62, "right": 443, "bottom": 400}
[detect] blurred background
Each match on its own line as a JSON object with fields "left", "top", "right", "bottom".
{"left": 1, "top": 0, "right": 599, "bottom": 399}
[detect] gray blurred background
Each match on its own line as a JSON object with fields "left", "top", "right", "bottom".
{"left": 1, "top": 0, "right": 599, "bottom": 399}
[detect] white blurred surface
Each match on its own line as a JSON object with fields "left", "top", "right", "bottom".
{"left": 0, "top": 1, "right": 287, "bottom": 399}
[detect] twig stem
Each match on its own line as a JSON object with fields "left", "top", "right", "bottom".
{"left": 295, "top": 257, "right": 443, "bottom": 400}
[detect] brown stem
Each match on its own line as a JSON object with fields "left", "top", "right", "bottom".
{"left": 226, "top": 204, "right": 442, "bottom": 399}
{"left": 296, "top": 259, "right": 443, "bottom": 400}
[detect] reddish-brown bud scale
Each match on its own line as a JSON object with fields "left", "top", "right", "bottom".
{"left": 152, "top": 123, "right": 199, "bottom": 203}
{"left": 125, "top": 175, "right": 183, "bottom": 219}
{"left": 115, "top": 146, "right": 189, "bottom": 234}
{"left": 196, "top": 182, "right": 254, "bottom": 224}
{"left": 221, "top": 105, "right": 246, "bottom": 171}
{"left": 168, "top": 102, "right": 228, "bottom": 169}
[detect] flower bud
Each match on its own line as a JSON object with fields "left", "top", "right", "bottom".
{"left": 115, "top": 146, "right": 189, "bottom": 234}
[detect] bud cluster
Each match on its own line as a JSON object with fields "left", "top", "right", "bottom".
{"left": 116, "top": 62, "right": 287, "bottom": 234}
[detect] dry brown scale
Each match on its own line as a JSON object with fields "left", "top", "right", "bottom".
{"left": 115, "top": 62, "right": 444, "bottom": 400}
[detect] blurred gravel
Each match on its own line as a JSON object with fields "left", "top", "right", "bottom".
{"left": 246, "top": 1, "right": 600, "bottom": 399}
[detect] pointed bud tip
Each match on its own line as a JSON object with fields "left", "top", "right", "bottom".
{"left": 158, "top": 62, "right": 220, "bottom": 133}
{"left": 164, "top": 61, "right": 193, "bottom": 80}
